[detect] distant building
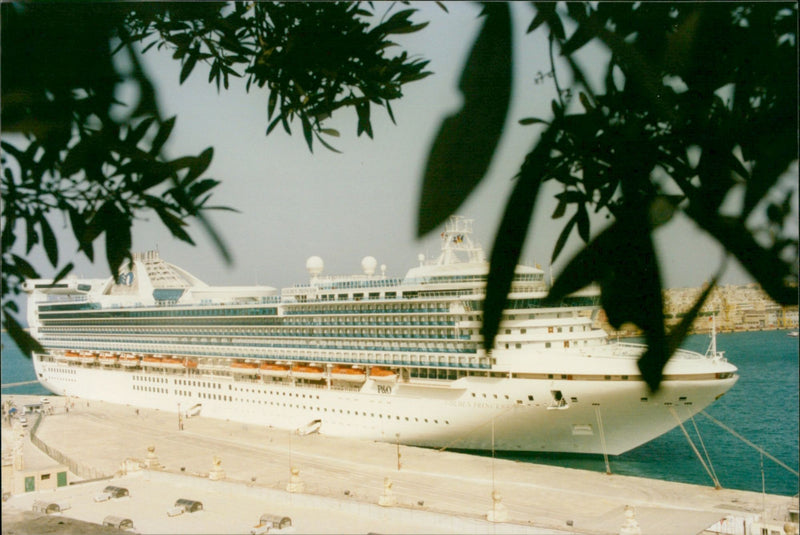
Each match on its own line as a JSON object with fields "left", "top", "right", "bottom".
{"left": 598, "top": 282, "right": 798, "bottom": 335}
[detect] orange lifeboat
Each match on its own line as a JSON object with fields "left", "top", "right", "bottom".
{"left": 291, "top": 365, "right": 324, "bottom": 380}
{"left": 118, "top": 354, "right": 140, "bottom": 368}
{"left": 184, "top": 359, "right": 198, "bottom": 369}
{"left": 369, "top": 367, "right": 398, "bottom": 384}
{"left": 161, "top": 357, "right": 184, "bottom": 370}
{"left": 260, "top": 362, "right": 290, "bottom": 377}
{"left": 331, "top": 366, "right": 367, "bottom": 383}
{"left": 231, "top": 361, "right": 259, "bottom": 372}
{"left": 98, "top": 353, "right": 118, "bottom": 366}
{"left": 80, "top": 352, "right": 98, "bottom": 364}
{"left": 63, "top": 350, "right": 82, "bottom": 363}
{"left": 140, "top": 356, "right": 164, "bottom": 368}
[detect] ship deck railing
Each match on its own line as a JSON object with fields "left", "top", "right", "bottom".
{"left": 609, "top": 342, "right": 707, "bottom": 360}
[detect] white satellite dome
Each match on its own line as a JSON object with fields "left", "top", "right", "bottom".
{"left": 306, "top": 256, "right": 324, "bottom": 276}
{"left": 361, "top": 256, "right": 378, "bottom": 275}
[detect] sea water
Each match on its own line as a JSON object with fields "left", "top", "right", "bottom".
{"left": 2, "top": 330, "right": 797, "bottom": 495}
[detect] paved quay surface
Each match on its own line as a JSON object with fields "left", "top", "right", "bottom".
{"left": 2, "top": 394, "right": 794, "bottom": 534}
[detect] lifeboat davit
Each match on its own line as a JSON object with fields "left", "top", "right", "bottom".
{"left": 369, "top": 367, "right": 397, "bottom": 384}
{"left": 331, "top": 366, "right": 367, "bottom": 383}
{"left": 292, "top": 365, "right": 324, "bottom": 380}
{"left": 260, "top": 362, "right": 290, "bottom": 377}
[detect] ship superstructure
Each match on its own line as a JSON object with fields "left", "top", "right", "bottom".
{"left": 23, "top": 216, "right": 738, "bottom": 454}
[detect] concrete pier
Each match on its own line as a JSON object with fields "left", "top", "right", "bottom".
{"left": 2, "top": 394, "right": 796, "bottom": 534}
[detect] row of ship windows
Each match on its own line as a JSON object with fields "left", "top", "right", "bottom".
{"left": 45, "top": 367, "right": 76, "bottom": 375}
{"left": 41, "top": 324, "right": 589, "bottom": 337}
{"left": 40, "top": 315, "right": 462, "bottom": 327}
{"left": 39, "top": 293, "right": 596, "bottom": 320}
{"left": 135, "top": 385, "right": 451, "bottom": 424}
{"left": 133, "top": 385, "right": 167, "bottom": 394}
{"left": 46, "top": 340, "right": 479, "bottom": 358}
{"left": 40, "top": 326, "right": 471, "bottom": 339}
{"left": 133, "top": 375, "right": 168, "bottom": 384}
{"left": 40, "top": 307, "right": 278, "bottom": 319}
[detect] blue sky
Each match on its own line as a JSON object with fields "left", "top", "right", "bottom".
{"left": 17, "top": 2, "right": 798, "bottom": 294}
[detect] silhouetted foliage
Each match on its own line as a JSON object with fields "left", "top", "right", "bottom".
{"left": 418, "top": 2, "right": 798, "bottom": 391}
{"left": 0, "top": 2, "right": 431, "bottom": 357}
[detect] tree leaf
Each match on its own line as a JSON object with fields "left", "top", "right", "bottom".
{"left": 547, "top": 207, "right": 668, "bottom": 391}
{"left": 10, "top": 254, "right": 40, "bottom": 280}
{"left": 104, "top": 208, "right": 132, "bottom": 275}
{"left": 519, "top": 117, "right": 549, "bottom": 126}
{"left": 551, "top": 199, "right": 567, "bottom": 219}
{"left": 181, "top": 147, "right": 214, "bottom": 186}
{"left": 52, "top": 262, "right": 74, "bottom": 284}
{"left": 3, "top": 312, "right": 44, "bottom": 358}
{"left": 150, "top": 116, "right": 176, "bottom": 156}
{"left": 576, "top": 203, "right": 590, "bottom": 242}
{"left": 551, "top": 214, "right": 577, "bottom": 263}
{"left": 127, "top": 116, "right": 155, "bottom": 146}
{"left": 482, "top": 126, "right": 557, "bottom": 354}
{"left": 560, "top": 20, "right": 597, "bottom": 56}
{"left": 155, "top": 206, "right": 195, "bottom": 245}
{"left": 301, "top": 115, "right": 314, "bottom": 152}
{"left": 38, "top": 214, "right": 59, "bottom": 267}
{"left": 179, "top": 46, "right": 199, "bottom": 84}
{"left": 685, "top": 208, "right": 797, "bottom": 305}
{"left": 417, "top": 3, "right": 512, "bottom": 237}
{"left": 25, "top": 217, "right": 38, "bottom": 254}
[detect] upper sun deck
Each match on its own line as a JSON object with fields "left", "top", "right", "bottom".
{"left": 285, "top": 216, "right": 548, "bottom": 301}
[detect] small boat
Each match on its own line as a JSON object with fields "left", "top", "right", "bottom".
{"left": 98, "top": 353, "right": 118, "bottom": 366}
{"left": 184, "top": 359, "right": 198, "bottom": 369}
{"left": 788, "top": 331, "right": 799, "bottom": 338}
{"left": 118, "top": 354, "right": 140, "bottom": 368}
{"left": 140, "top": 356, "right": 164, "bottom": 368}
{"left": 330, "top": 366, "right": 366, "bottom": 383}
{"left": 292, "top": 365, "right": 324, "bottom": 380}
{"left": 260, "top": 362, "right": 290, "bottom": 377}
{"left": 231, "top": 361, "right": 259, "bottom": 371}
{"left": 61, "top": 351, "right": 82, "bottom": 363}
{"left": 161, "top": 357, "right": 185, "bottom": 370}
{"left": 369, "top": 367, "right": 398, "bottom": 384}
{"left": 79, "top": 352, "right": 98, "bottom": 364}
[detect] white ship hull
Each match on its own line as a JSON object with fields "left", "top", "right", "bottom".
{"left": 32, "top": 352, "right": 735, "bottom": 455}
{"left": 24, "top": 216, "right": 738, "bottom": 455}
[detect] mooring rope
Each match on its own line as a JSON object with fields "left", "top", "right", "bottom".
{"left": 594, "top": 405, "right": 611, "bottom": 474}
{"left": 700, "top": 410, "right": 799, "bottom": 477}
{"left": 670, "top": 407, "right": 722, "bottom": 488}
{"left": 690, "top": 413, "right": 720, "bottom": 486}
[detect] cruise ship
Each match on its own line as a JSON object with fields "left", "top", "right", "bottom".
{"left": 23, "top": 216, "right": 738, "bottom": 455}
